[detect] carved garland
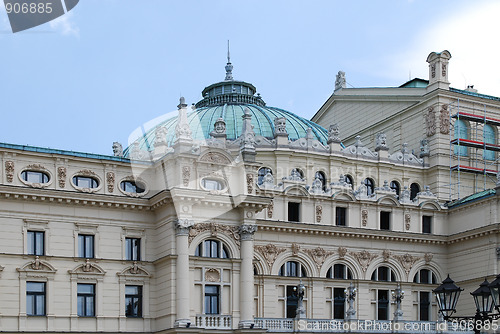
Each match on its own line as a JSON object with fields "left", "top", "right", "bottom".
{"left": 106, "top": 172, "right": 115, "bottom": 193}
{"left": 338, "top": 247, "right": 347, "bottom": 259}
{"left": 5, "top": 161, "right": 14, "bottom": 183}
{"left": 267, "top": 201, "right": 274, "bottom": 218}
{"left": 316, "top": 205, "right": 323, "bottom": 223}
{"left": 304, "top": 247, "right": 334, "bottom": 270}
{"left": 394, "top": 253, "right": 420, "bottom": 275}
{"left": 182, "top": 166, "right": 190, "bottom": 187}
{"left": 58, "top": 166, "right": 66, "bottom": 188}
{"left": 246, "top": 174, "right": 254, "bottom": 193}
{"left": 425, "top": 106, "right": 436, "bottom": 137}
{"left": 188, "top": 222, "right": 240, "bottom": 247}
{"left": 361, "top": 209, "right": 368, "bottom": 227}
{"left": 254, "top": 244, "right": 286, "bottom": 270}
{"left": 351, "top": 250, "right": 377, "bottom": 272}
{"left": 440, "top": 104, "right": 450, "bottom": 134}
{"left": 405, "top": 213, "right": 411, "bottom": 230}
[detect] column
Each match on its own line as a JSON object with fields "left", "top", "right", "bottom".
{"left": 239, "top": 223, "right": 257, "bottom": 328}
{"left": 174, "top": 219, "right": 194, "bottom": 328}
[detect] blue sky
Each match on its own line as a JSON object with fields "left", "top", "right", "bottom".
{"left": 1, "top": 0, "right": 499, "bottom": 156}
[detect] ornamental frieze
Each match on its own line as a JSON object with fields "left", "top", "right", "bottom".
{"left": 254, "top": 243, "right": 286, "bottom": 270}
{"left": 199, "top": 152, "right": 232, "bottom": 165}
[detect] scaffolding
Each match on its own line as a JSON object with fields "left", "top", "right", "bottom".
{"left": 449, "top": 99, "right": 500, "bottom": 201}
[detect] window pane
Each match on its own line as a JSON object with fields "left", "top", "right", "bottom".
{"left": 78, "top": 284, "right": 94, "bottom": 294}
{"left": 27, "top": 295, "right": 35, "bottom": 315}
{"left": 35, "top": 295, "right": 45, "bottom": 315}
{"left": 86, "top": 297, "right": 94, "bottom": 316}
{"left": 28, "top": 231, "right": 34, "bottom": 255}
{"left": 35, "top": 232, "right": 44, "bottom": 255}
{"left": 27, "top": 282, "right": 45, "bottom": 292}
{"left": 333, "top": 288, "right": 345, "bottom": 319}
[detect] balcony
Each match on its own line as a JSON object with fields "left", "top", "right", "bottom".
{"left": 195, "top": 314, "right": 232, "bottom": 329}
{"left": 254, "top": 318, "right": 474, "bottom": 333}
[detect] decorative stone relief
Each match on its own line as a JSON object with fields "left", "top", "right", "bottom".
{"left": 239, "top": 224, "right": 257, "bottom": 241}
{"left": 155, "top": 126, "right": 167, "bottom": 146}
{"left": 304, "top": 247, "right": 334, "bottom": 270}
{"left": 400, "top": 186, "right": 412, "bottom": 204}
{"left": 175, "top": 97, "right": 193, "bottom": 141}
{"left": 254, "top": 244, "right": 286, "bottom": 269}
{"left": 382, "top": 250, "right": 391, "bottom": 262}
{"left": 175, "top": 219, "right": 195, "bottom": 236}
{"left": 5, "top": 161, "right": 14, "bottom": 183}
{"left": 199, "top": 152, "right": 232, "bottom": 165}
{"left": 188, "top": 222, "right": 240, "bottom": 246}
{"left": 291, "top": 243, "right": 300, "bottom": 256}
{"left": 315, "top": 205, "right": 323, "bottom": 223}
{"left": 425, "top": 106, "right": 436, "bottom": 137}
{"left": 57, "top": 166, "right": 66, "bottom": 188}
{"left": 246, "top": 174, "right": 254, "bottom": 193}
{"left": 420, "top": 139, "right": 430, "bottom": 158}
{"left": 342, "top": 136, "right": 378, "bottom": 159}
{"left": 327, "top": 123, "right": 341, "bottom": 144}
{"left": 31, "top": 256, "right": 42, "bottom": 270}
{"left": 375, "top": 180, "right": 395, "bottom": 194}
{"left": 289, "top": 128, "right": 329, "bottom": 153}
{"left": 338, "top": 247, "right": 348, "bottom": 259}
{"left": 394, "top": 253, "right": 420, "bottom": 275}
{"left": 424, "top": 253, "right": 433, "bottom": 264}
{"left": 440, "top": 104, "right": 450, "bottom": 134}
{"left": 388, "top": 143, "right": 424, "bottom": 165}
{"left": 417, "top": 186, "right": 436, "bottom": 199}
{"left": 430, "top": 63, "right": 436, "bottom": 79}
{"left": 331, "top": 175, "right": 352, "bottom": 189}
{"left": 182, "top": 166, "right": 190, "bottom": 186}
{"left": 335, "top": 71, "right": 346, "bottom": 91}
{"left": 351, "top": 250, "right": 377, "bottom": 272}
{"left": 310, "top": 177, "right": 324, "bottom": 194}
{"left": 106, "top": 172, "right": 115, "bottom": 193}
{"left": 130, "top": 261, "right": 139, "bottom": 274}
{"left": 210, "top": 118, "right": 227, "bottom": 137}
{"left": 260, "top": 172, "right": 275, "bottom": 190}
{"left": 267, "top": 200, "right": 274, "bottom": 218}
{"left": 112, "top": 142, "right": 123, "bottom": 157}
{"left": 284, "top": 168, "right": 305, "bottom": 182}
{"left": 274, "top": 117, "right": 288, "bottom": 136}
{"left": 241, "top": 108, "right": 256, "bottom": 150}
{"left": 361, "top": 209, "right": 368, "bottom": 226}
{"left": 442, "top": 63, "right": 447, "bottom": 77}
{"left": 205, "top": 268, "right": 221, "bottom": 282}
{"left": 405, "top": 213, "right": 411, "bottom": 230}
{"left": 375, "top": 133, "right": 388, "bottom": 151}
{"left": 83, "top": 259, "right": 93, "bottom": 272}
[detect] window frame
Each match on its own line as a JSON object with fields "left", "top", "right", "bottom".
{"left": 377, "top": 289, "right": 390, "bottom": 320}
{"left": 380, "top": 211, "right": 391, "bottom": 230}
{"left": 72, "top": 175, "right": 99, "bottom": 189}
{"left": 371, "top": 266, "right": 397, "bottom": 282}
{"left": 390, "top": 181, "right": 400, "bottom": 197}
{"left": 77, "top": 283, "right": 96, "bottom": 317}
{"left": 288, "top": 202, "right": 301, "bottom": 222}
{"left": 279, "top": 261, "right": 307, "bottom": 278}
{"left": 326, "top": 263, "right": 353, "bottom": 280}
{"left": 21, "top": 170, "right": 50, "bottom": 184}
{"left": 125, "top": 285, "right": 143, "bottom": 318}
{"left": 78, "top": 234, "right": 95, "bottom": 259}
{"left": 422, "top": 215, "right": 432, "bottom": 234}
{"left": 27, "top": 230, "right": 45, "bottom": 256}
{"left": 26, "top": 281, "right": 46, "bottom": 316}
{"left": 315, "top": 171, "right": 327, "bottom": 191}
{"left": 410, "top": 183, "right": 420, "bottom": 201}
{"left": 335, "top": 207, "right": 347, "bottom": 226}
{"left": 125, "top": 237, "right": 141, "bottom": 261}
{"left": 195, "top": 239, "right": 230, "bottom": 259}
{"left": 204, "top": 285, "right": 220, "bottom": 315}
{"left": 257, "top": 167, "right": 273, "bottom": 185}
{"left": 363, "top": 178, "right": 375, "bottom": 196}
{"left": 120, "top": 180, "right": 145, "bottom": 194}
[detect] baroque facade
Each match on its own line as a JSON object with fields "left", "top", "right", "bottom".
{"left": 0, "top": 51, "right": 497, "bottom": 333}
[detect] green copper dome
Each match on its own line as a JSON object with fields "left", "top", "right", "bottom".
{"left": 125, "top": 56, "right": 329, "bottom": 155}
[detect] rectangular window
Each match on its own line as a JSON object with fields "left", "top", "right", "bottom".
{"left": 335, "top": 207, "right": 346, "bottom": 226}
{"left": 380, "top": 211, "right": 391, "bottom": 230}
{"left": 26, "top": 282, "right": 46, "bottom": 316}
{"left": 125, "top": 285, "right": 143, "bottom": 318}
{"left": 377, "top": 290, "right": 389, "bottom": 320}
{"left": 204, "top": 285, "right": 219, "bottom": 314}
{"left": 78, "top": 234, "right": 94, "bottom": 258}
{"left": 125, "top": 238, "right": 141, "bottom": 261}
{"left": 28, "top": 231, "right": 44, "bottom": 256}
{"left": 422, "top": 216, "right": 432, "bottom": 234}
{"left": 288, "top": 202, "right": 300, "bottom": 222}
{"left": 419, "top": 291, "right": 431, "bottom": 321}
{"left": 77, "top": 283, "right": 95, "bottom": 317}
{"left": 333, "top": 288, "right": 345, "bottom": 319}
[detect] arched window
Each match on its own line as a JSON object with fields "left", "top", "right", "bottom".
{"left": 195, "top": 239, "right": 230, "bottom": 258}
{"left": 454, "top": 119, "right": 468, "bottom": 156}
{"left": 390, "top": 181, "right": 400, "bottom": 197}
{"left": 484, "top": 125, "right": 496, "bottom": 161}
{"left": 345, "top": 175, "right": 354, "bottom": 187}
{"left": 254, "top": 265, "right": 259, "bottom": 275}
{"left": 278, "top": 261, "right": 307, "bottom": 277}
{"left": 258, "top": 167, "right": 273, "bottom": 185}
{"left": 410, "top": 183, "right": 420, "bottom": 201}
{"left": 363, "top": 178, "right": 375, "bottom": 196}
{"left": 292, "top": 168, "right": 304, "bottom": 178}
{"left": 326, "top": 264, "right": 353, "bottom": 280}
{"left": 315, "top": 171, "right": 327, "bottom": 191}
{"left": 371, "top": 266, "right": 397, "bottom": 282}
{"left": 413, "top": 269, "right": 437, "bottom": 284}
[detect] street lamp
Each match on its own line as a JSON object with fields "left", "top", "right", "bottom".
{"left": 433, "top": 275, "right": 500, "bottom": 334}
{"left": 391, "top": 283, "right": 405, "bottom": 321}
{"left": 344, "top": 282, "right": 356, "bottom": 320}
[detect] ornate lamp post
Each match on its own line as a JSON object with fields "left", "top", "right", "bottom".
{"left": 433, "top": 275, "right": 500, "bottom": 334}
{"left": 294, "top": 281, "right": 306, "bottom": 319}
{"left": 344, "top": 282, "right": 357, "bottom": 320}
{"left": 392, "top": 283, "right": 405, "bottom": 321}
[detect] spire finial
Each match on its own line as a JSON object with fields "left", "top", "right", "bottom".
{"left": 225, "top": 40, "right": 233, "bottom": 81}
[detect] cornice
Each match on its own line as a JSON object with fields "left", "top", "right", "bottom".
{"left": 257, "top": 220, "right": 500, "bottom": 245}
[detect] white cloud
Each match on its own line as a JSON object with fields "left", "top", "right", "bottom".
{"left": 49, "top": 11, "right": 79, "bottom": 37}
